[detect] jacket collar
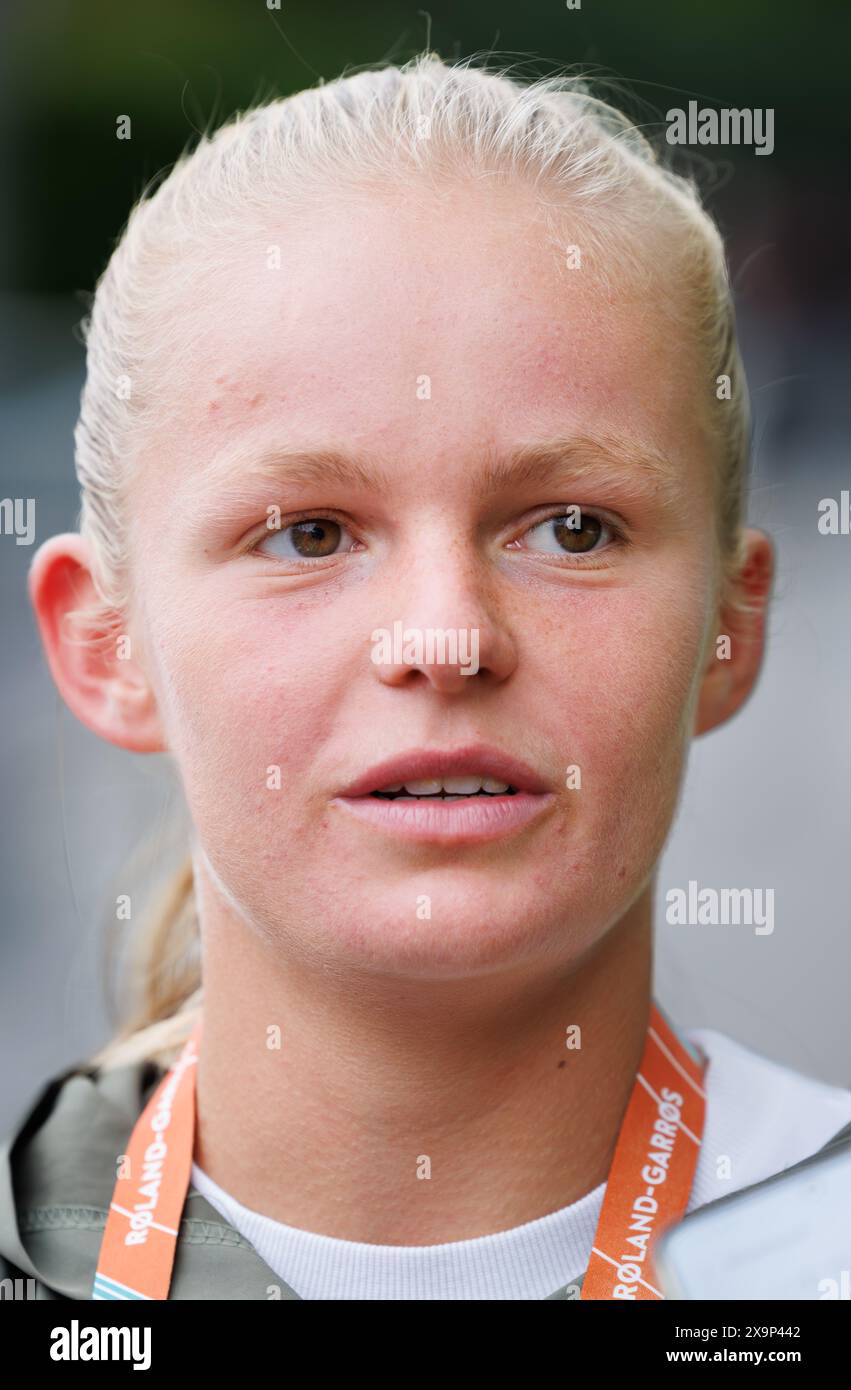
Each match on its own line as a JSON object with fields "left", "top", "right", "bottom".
{"left": 0, "top": 1059, "right": 301, "bottom": 1299}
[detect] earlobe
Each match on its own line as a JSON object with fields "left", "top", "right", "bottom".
{"left": 693, "top": 528, "right": 774, "bottom": 737}
{"left": 28, "top": 532, "right": 167, "bottom": 753}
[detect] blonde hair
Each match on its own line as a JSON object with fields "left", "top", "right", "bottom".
{"left": 78, "top": 49, "right": 752, "bottom": 1074}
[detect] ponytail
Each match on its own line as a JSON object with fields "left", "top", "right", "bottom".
{"left": 87, "top": 855, "right": 202, "bottom": 1072}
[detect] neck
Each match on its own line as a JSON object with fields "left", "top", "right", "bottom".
{"left": 193, "top": 874, "right": 654, "bottom": 1244}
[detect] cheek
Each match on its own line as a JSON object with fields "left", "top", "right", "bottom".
{"left": 547, "top": 574, "right": 709, "bottom": 850}
{"left": 148, "top": 599, "right": 345, "bottom": 828}
{"left": 584, "top": 590, "right": 705, "bottom": 749}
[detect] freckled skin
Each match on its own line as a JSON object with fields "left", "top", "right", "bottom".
{"left": 207, "top": 382, "right": 264, "bottom": 415}
{"left": 128, "top": 182, "right": 720, "bottom": 981}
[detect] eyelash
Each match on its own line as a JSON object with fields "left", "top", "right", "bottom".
{"left": 248, "top": 510, "right": 362, "bottom": 564}
{"left": 247, "top": 507, "right": 626, "bottom": 566}
{"left": 510, "top": 507, "right": 625, "bottom": 565}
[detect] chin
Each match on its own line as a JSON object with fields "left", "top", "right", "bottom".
{"left": 311, "top": 892, "right": 587, "bottom": 976}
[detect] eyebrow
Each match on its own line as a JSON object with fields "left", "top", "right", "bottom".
{"left": 199, "top": 433, "right": 684, "bottom": 507}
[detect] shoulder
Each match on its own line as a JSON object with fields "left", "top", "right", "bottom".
{"left": 0, "top": 1056, "right": 165, "bottom": 1299}
{"left": 1, "top": 1056, "right": 165, "bottom": 1201}
{"left": 685, "top": 1024, "right": 851, "bottom": 1209}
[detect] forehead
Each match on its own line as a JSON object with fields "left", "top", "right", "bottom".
{"left": 149, "top": 183, "right": 711, "bottom": 493}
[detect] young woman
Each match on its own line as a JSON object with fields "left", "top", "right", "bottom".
{"left": 2, "top": 51, "right": 849, "bottom": 1302}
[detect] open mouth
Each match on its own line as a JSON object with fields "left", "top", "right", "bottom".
{"left": 332, "top": 746, "right": 554, "bottom": 842}
{"left": 371, "top": 779, "right": 519, "bottom": 800}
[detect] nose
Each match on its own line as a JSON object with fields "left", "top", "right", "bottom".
{"left": 369, "top": 537, "right": 518, "bottom": 694}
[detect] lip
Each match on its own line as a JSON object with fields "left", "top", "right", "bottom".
{"left": 337, "top": 743, "right": 552, "bottom": 798}
{"left": 331, "top": 742, "right": 556, "bottom": 845}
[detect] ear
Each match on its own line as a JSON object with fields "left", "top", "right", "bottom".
{"left": 28, "top": 532, "right": 167, "bottom": 753}
{"left": 693, "top": 527, "right": 774, "bottom": 736}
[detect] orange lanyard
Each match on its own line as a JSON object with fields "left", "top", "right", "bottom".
{"left": 580, "top": 1000, "right": 707, "bottom": 1299}
{"left": 93, "top": 999, "right": 706, "bottom": 1301}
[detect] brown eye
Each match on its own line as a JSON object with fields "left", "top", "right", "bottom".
{"left": 522, "top": 508, "right": 613, "bottom": 557}
{"left": 258, "top": 516, "right": 354, "bottom": 561}
{"left": 289, "top": 519, "right": 342, "bottom": 557}
{"left": 552, "top": 511, "right": 602, "bottom": 553}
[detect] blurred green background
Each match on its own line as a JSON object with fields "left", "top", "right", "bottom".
{"left": 3, "top": 0, "right": 850, "bottom": 299}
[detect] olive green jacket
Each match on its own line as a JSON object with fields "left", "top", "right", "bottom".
{"left": 2, "top": 1056, "right": 850, "bottom": 1300}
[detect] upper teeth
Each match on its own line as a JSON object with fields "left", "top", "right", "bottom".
{"left": 376, "top": 777, "right": 511, "bottom": 795}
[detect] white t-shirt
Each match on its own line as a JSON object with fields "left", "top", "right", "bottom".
{"left": 189, "top": 1026, "right": 851, "bottom": 1300}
